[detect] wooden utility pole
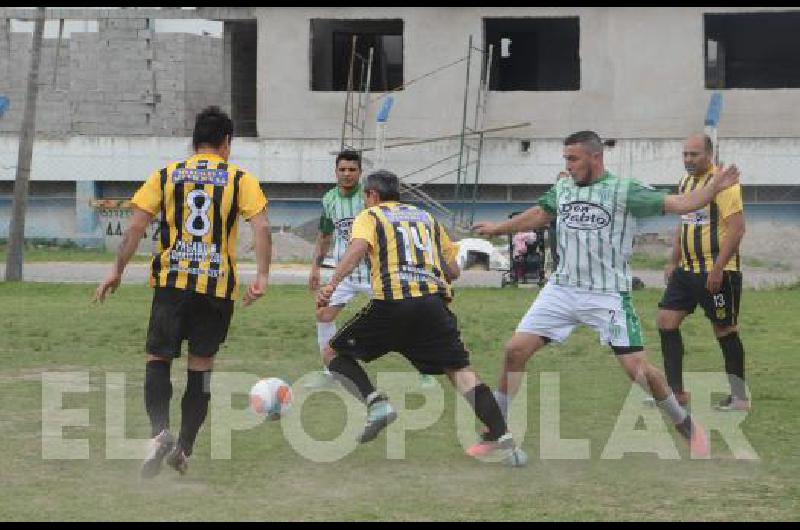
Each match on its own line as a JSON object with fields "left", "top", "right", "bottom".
{"left": 5, "top": 6, "right": 45, "bottom": 281}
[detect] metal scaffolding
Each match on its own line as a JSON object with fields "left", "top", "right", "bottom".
{"left": 355, "top": 36, "right": 528, "bottom": 231}
{"left": 454, "top": 35, "right": 494, "bottom": 228}
{"left": 340, "top": 35, "right": 374, "bottom": 155}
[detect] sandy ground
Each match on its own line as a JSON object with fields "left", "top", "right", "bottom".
{"left": 1, "top": 261, "right": 797, "bottom": 290}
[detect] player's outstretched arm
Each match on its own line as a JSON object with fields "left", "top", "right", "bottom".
{"left": 664, "top": 164, "right": 740, "bottom": 215}
{"left": 93, "top": 206, "right": 153, "bottom": 303}
{"left": 472, "top": 206, "right": 553, "bottom": 237}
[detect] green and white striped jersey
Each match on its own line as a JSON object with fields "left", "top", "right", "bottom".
{"left": 538, "top": 171, "right": 667, "bottom": 293}
{"left": 319, "top": 183, "right": 370, "bottom": 285}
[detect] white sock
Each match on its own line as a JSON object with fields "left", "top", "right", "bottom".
{"left": 657, "top": 393, "right": 688, "bottom": 424}
{"left": 317, "top": 322, "right": 336, "bottom": 374}
{"left": 493, "top": 389, "right": 510, "bottom": 420}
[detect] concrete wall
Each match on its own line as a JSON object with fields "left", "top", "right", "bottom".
{"left": 0, "top": 18, "right": 227, "bottom": 136}
{"left": 0, "top": 182, "right": 75, "bottom": 240}
{"left": 2, "top": 136, "right": 799, "bottom": 187}
{"left": 256, "top": 6, "right": 800, "bottom": 140}
{"left": 0, "top": 135, "right": 797, "bottom": 245}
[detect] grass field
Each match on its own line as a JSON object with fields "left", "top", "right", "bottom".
{"left": 1, "top": 282, "right": 798, "bottom": 521}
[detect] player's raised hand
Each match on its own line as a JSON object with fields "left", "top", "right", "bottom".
{"left": 472, "top": 221, "right": 499, "bottom": 237}
{"left": 712, "top": 163, "right": 740, "bottom": 192}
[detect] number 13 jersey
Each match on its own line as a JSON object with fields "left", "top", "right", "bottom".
{"left": 131, "top": 153, "right": 268, "bottom": 300}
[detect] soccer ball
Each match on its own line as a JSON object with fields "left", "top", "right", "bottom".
{"left": 249, "top": 377, "right": 293, "bottom": 421}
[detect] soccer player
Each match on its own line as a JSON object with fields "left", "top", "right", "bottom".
{"left": 316, "top": 170, "right": 526, "bottom": 466}
{"left": 472, "top": 131, "right": 741, "bottom": 457}
{"left": 656, "top": 134, "right": 749, "bottom": 411}
{"left": 306, "top": 150, "right": 373, "bottom": 389}
{"left": 94, "top": 106, "right": 272, "bottom": 477}
{"left": 307, "top": 151, "right": 435, "bottom": 389}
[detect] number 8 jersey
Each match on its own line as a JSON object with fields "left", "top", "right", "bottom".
{"left": 351, "top": 202, "right": 459, "bottom": 301}
{"left": 131, "top": 153, "right": 268, "bottom": 300}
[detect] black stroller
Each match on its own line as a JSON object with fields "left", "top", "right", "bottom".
{"left": 501, "top": 212, "right": 549, "bottom": 288}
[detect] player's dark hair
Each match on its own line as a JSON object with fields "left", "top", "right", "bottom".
{"left": 336, "top": 150, "right": 362, "bottom": 169}
{"left": 564, "top": 130, "right": 604, "bottom": 154}
{"left": 365, "top": 170, "right": 400, "bottom": 201}
{"left": 192, "top": 106, "right": 234, "bottom": 151}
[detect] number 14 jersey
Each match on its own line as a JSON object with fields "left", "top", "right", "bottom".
{"left": 351, "top": 202, "right": 459, "bottom": 301}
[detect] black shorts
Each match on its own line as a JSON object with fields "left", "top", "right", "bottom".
{"left": 329, "top": 295, "right": 471, "bottom": 375}
{"left": 658, "top": 267, "right": 742, "bottom": 326}
{"left": 145, "top": 287, "right": 234, "bottom": 359}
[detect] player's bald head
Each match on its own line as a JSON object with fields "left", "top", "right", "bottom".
{"left": 683, "top": 134, "right": 714, "bottom": 176}
{"left": 685, "top": 134, "right": 713, "bottom": 155}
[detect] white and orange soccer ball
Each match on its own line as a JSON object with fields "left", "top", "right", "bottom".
{"left": 249, "top": 377, "right": 293, "bottom": 421}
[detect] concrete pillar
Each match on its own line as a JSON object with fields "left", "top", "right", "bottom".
{"left": 75, "top": 180, "right": 102, "bottom": 247}
{"left": 223, "top": 21, "right": 233, "bottom": 116}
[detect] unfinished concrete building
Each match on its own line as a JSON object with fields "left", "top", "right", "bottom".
{"left": 1, "top": 7, "right": 799, "bottom": 248}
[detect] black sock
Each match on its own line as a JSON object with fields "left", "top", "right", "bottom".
{"left": 718, "top": 332, "right": 746, "bottom": 400}
{"left": 659, "top": 329, "right": 685, "bottom": 393}
{"left": 328, "top": 355, "right": 376, "bottom": 403}
{"left": 144, "top": 360, "right": 172, "bottom": 438}
{"left": 177, "top": 370, "right": 211, "bottom": 457}
{"left": 465, "top": 384, "right": 508, "bottom": 442}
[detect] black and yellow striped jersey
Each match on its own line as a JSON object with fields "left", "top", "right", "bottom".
{"left": 351, "top": 202, "right": 459, "bottom": 301}
{"left": 677, "top": 167, "right": 743, "bottom": 273}
{"left": 131, "top": 153, "right": 267, "bottom": 299}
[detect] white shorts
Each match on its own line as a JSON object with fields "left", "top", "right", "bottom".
{"left": 330, "top": 279, "right": 373, "bottom": 307}
{"left": 516, "top": 282, "right": 644, "bottom": 349}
